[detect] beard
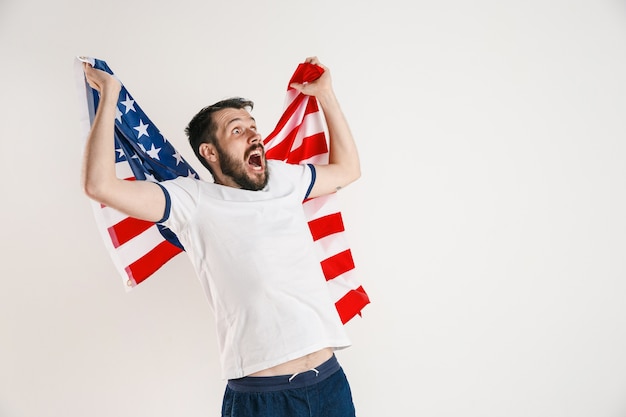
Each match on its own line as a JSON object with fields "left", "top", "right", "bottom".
{"left": 216, "top": 143, "right": 269, "bottom": 191}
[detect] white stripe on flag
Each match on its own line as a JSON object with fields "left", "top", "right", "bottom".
{"left": 314, "top": 232, "right": 351, "bottom": 261}
{"left": 326, "top": 269, "right": 363, "bottom": 301}
{"left": 283, "top": 89, "right": 299, "bottom": 107}
{"left": 290, "top": 111, "right": 325, "bottom": 151}
{"left": 115, "top": 161, "right": 134, "bottom": 180}
{"left": 303, "top": 194, "right": 341, "bottom": 221}
{"left": 263, "top": 105, "right": 310, "bottom": 149}
{"left": 99, "top": 205, "right": 130, "bottom": 228}
{"left": 114, "top": 226, "right": 166, "bottom": 267}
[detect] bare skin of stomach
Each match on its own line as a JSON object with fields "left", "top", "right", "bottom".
{"left": 248, "top": 347, "right": 334, "bottom": 377}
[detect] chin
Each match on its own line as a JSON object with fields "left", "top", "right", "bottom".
{"left": 252, "top": 173, "right": 269, "bottom": 190}
{"left": 239, "top": 173, "right": 268, "bottom": 191}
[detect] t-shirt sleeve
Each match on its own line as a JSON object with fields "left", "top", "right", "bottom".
{"left": 304, "top": 164, "right": 316, "bottom": 200}
{"left": 156, "top": 177, "right": 201, "bottom": 234}
{"left": 274, "top": 161, "right": 315, "bottom": 201}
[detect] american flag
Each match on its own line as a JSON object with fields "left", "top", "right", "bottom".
{"left": 75, "top": 57, "right": 369, "bottom": 324}
{"left": 263, "top": 63, "right": 370, "bottom": 323}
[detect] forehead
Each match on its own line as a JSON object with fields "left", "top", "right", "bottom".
{"left": 213, "top": 107, "right": 254, "bottom": 130}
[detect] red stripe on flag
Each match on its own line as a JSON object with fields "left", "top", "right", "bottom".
{"left": 264, "top": 96, "right": 321, "bottom": 160}
{"left": 107, "top": 217, "right": 155, "bottom": 248}
{"left": 320, "top": 249, "right": 355, "bottom": 281}
{"left": 265, "top": 127, "right": 299, "bottom": 160}
{"left": 125, "top": 240, "right": 182, "bottom": 285}
{"left": 264, "top": 96, "right": 307, "bottom": 152}
{"left": 335, "top": 286, "right": 370, "bottom": 324}
{"left": 308, "top": 213, "right": 345, "bottom": 241}
{"left": 303, "top": 92, "right": 320, "bottom": 114}
{"left": 285, "top": 132, "right": 328, "bottom": 164}
{"left": 288, "top": 63, "right": 325, "bottom": 87}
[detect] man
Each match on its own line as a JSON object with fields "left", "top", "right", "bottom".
{"left": 82, "top": 56, "right": 360, "bottom": 417}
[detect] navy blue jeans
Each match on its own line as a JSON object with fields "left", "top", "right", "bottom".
{"left": 222, "top": 355, "right": 356, "bottom": 417}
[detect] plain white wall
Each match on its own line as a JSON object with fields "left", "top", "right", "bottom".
{"left": 2, "top": 0, "right": 626, "bottom": 416}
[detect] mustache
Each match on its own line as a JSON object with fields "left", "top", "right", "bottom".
{"left": 245, "top": 143, "right": 265, "bottom": 157}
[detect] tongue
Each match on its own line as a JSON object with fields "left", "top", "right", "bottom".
{"left": 249, "top": 154, "right": 261, "bottom": 167}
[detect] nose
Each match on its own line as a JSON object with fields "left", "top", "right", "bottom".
{"left": 247, "top": 128, "right": 261, "bottom": 144}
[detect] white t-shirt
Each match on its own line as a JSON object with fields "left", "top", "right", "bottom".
{"left": 158, "top": 160, "right": 351, "bottom": 379}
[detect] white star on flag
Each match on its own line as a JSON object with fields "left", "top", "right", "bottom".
{"left": 145, "top": 143, "right": 161, "bottom": 159}
{"left": 173, "top": 150, "right": 184, "bottom": 165}
{"left": 134, "top": 120, "right": 150, "bottom": 138}
{"left": 120, "top": 94, "right": 135, "bottom": 114}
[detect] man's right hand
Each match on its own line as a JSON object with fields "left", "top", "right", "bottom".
{"left": 83, "top": 63, "right": 121, "bottom": 96}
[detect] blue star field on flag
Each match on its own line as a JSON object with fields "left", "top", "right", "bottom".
{"left": 88, "top": 58, "right": 200, "bottom": 250}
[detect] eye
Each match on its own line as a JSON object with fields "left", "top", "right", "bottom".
{"left": 232, "top": 127, "right": 241, "bottom": 135}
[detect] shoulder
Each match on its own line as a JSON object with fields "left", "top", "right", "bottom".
{"left": 267, "top": 160, "right": 314, "bottom": 199}
{"left": 160, "top": 175, "right": 205, "bottom": 191}
{"left": 267, "top": 160, "right": 312, "bottom": 178}
{"left": 158, "top": 176, "right": 210, "bottom": 205}
{"left": 157, "top": 176, "right": 210, "bottom": 224}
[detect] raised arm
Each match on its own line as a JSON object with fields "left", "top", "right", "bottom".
{"left": 81, "top": 63, "right": 166, "bottom": 222}
{"left": 288, "top": 57, "right": 361, "bottom": 198}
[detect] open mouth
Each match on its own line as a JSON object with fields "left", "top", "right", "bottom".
{"left": 247, "top": 148, "right": 264, "bottom": 170}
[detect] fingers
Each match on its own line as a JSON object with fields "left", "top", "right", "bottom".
{"left": 82, "top": 63, "right": 97, "bottom": 89}
{"left": 82, "top": 61, "right": 96, "bottom": 76}
{"left": 82, "top": 63, "right": 103, "bottom": 91}
{"left": 289, "top": 82, "right": 306, "bottom": 94}
{"left": 82, "top": 63, "right": 121, "bottom": 94}
{"left": 304, "top": 56, "right": 328, "bottom": 73}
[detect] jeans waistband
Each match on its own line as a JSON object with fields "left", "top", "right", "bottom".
{"left": 227, "top": 354, "right": 341, "bottom": 392}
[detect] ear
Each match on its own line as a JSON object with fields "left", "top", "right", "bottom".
{"left": 199, "top": 143, "right": 219, "bottom": 162}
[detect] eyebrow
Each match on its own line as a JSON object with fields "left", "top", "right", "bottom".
{"left": 226, "top": 115, "right": 256, "bottom": 129}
